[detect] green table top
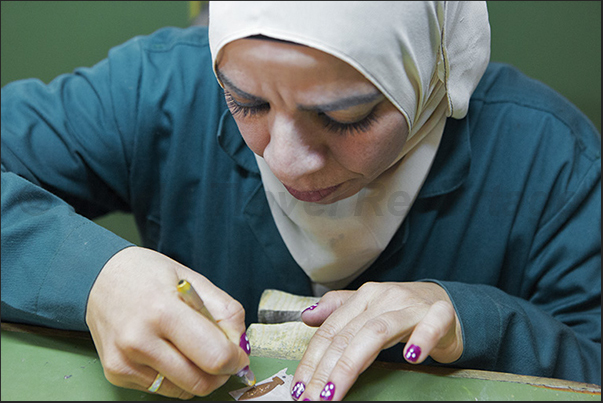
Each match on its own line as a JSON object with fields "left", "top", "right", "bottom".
{"left": 1, "top": 326, "right": 600, "bottom": 401}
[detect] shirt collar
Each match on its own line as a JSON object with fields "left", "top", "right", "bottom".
{"left": 418, "top": 116, "right": 471, "bottom": 198}
{"left": 217, "top": 109, "right": 260, "bottom": 174}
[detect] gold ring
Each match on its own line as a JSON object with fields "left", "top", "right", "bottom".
{"left": 147, "top": 373, "right": 165, "bottom": 393}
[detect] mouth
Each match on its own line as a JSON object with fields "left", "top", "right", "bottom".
{"left": 283, "top": 183, "right": 342, "bottom": 202}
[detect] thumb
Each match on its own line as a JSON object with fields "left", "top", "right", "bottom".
{"left": 301, "top": 290, "right": 354, "bottom": 327}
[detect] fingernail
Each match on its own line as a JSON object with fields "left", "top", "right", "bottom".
{"left": 240, "top": 332, "right": 251, "bottom": 355}
{"left": 302, "top": 303, "right": 318, "bottom": 314}
{"left": 236, "top": 365, "right": 256, "bottom": 387}
{"left": 291, "top": 381, "right": 306, "bottom": 400}
{"left": 405, "top": 344, "right": 421, "bottom": 363}
{"left": 320, "top": 382, "right": 335, "bottom": 401}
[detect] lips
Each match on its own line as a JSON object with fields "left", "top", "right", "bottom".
{"left": 283, "top": 183, "right": 341, "bottom": 202}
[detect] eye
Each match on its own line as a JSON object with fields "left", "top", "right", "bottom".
{"left": 319, "top": 110, "right": 378, "bottom": 136}
{"left": 225, "top": 90, "right": 379, "bottom": 136}
{"left": 224, "top": 91, "right": 269, "bottom": 118}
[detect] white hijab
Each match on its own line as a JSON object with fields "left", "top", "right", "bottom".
{"left": 209, "top": 2, "right": 490, "bottom": 295}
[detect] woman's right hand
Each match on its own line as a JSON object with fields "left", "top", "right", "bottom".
{"left": 85, "top": 246, "right": 250, "bottom": 399}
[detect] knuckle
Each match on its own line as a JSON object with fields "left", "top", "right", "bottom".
{"left": 434, "top": 300, "right": 456, "bottom": 317}
{"left": 336, "top": 354, "right": 358, "bottom": 377}
{"left": 308, "top": 371, "right": 330, "bottom": 387}
{"left": 151, "top": 300, "right": 176, "bottom": 328}
{"left": 321, "top": 290, "right": 345, "bottom": 308}
{"left": 117, "top": 331, "right": 150, "bottom": 357}
{"left": 357, "top": 281, "right": 380, "bottom": 295}
{"left": 314, "top": 321, "right": 340, "bottom": 342}
{"left": 295, "top": 359, "right": 318, "bottom": 376}
{"left": 102, "top": 358, "right": 132, "bottom": 385}
{"left": 417, "top": 320, "right": 444, "bottom": 343}
{"left": 330, "top": 330, "right": 355, "bottom": 354}
{"left": 222, "top": 299, "right": 246, "bottom": 324}
{"left": 359, "top": 282, "right": 407, "bottom": 304}
{"left": 322, "top": 289, "right": 339, "bottom": 299}
{"left": 321, "top": 289, "right": 355, "bottom": 308}
{"left": 366, "top": 316, "right": 393, "bottom": 341}
{"left": 203, "top": 346, "right": 235, "bottom": 374}
{"left": 189, "top": 376, "right": 214, "bottom": 396}
{"left": 118, "top": 338, "right": 141, "bottom": 357}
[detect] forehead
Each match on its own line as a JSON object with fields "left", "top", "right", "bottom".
{"left": 218, "top": 37, "right": 339, "bottom": 68}
{"left": 216, "top": 37, "right": 376, "bottom": 93}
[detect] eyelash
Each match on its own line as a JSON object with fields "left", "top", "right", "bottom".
{"left": 224, "top": 91, "right": 378, "bottom": 136}
{"left": 320, "top": 111, "right": 378, "bottom": 136}
{"left": 225, "top": 91, "right": 269, "bottom": 118}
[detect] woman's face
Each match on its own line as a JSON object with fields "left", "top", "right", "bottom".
{"left": 216, "top": 38, "right": 409, "bottom": 204}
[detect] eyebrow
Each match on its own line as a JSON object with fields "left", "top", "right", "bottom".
{"left": 217, "top": 68, "right": 266, "bottom": 104}
{"left": 299, "top": 92, "right": 384, "bottom": 112}
{"left": 216, "top": 68, "right": 384, "bottom": 112}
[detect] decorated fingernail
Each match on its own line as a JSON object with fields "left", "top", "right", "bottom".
{"left": 240, "top": 332, "right": 251, "bottom": 355}
{"left": 320, "top": 382, "right": 335, "bottom": 401}
{"left": 405, "top": 344, "right": 421, "bottom": 363}
{"left": 291, "top": 381, "right": 306, "bottom": 400}
{"left": 236, "top": 365, "right": 256, "bottom": 387}
{"left": 302, "top": 303, "right": 318, "bottom": 314}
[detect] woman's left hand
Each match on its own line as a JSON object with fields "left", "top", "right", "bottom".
{"left": 291, "top": 282, "right": 463, "bottom": 401}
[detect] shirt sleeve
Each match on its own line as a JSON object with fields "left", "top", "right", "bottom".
{"left": 436, "top": 157, "right": 601, "bottom": 385}
{"left": 1, "top": 169, "right": 133, "bottom": 330}
{"left": 0, "top": 31, "right": 148, "bottom": 330}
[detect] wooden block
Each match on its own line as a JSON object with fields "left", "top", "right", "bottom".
{"left": 247, "top": 321, "right": 318, "bottom": 360}
{"left": 257, "top": 289, "right": 320, "bottom": 324}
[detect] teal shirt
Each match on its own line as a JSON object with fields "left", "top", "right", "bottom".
{"left": 2, "top": 27, "right": 600, "bottom": 384}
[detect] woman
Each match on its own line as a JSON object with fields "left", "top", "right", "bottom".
{"left": 1, "top": 1, "right": 600, "bottom": 400}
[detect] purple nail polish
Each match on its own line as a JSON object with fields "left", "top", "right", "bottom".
{"left": 236, "top": 365, "right": 256, "bottom": 387}
{"left": 291, "top": 381, "right": 306, "bottom": 400}
{"left": 302, "top": 303, "right": 318, "bottom": 314}
{"left": 240, "top": 332, "right": 251, "bottom": 355}
{"left": 405, "top": 344, "right": 421, "bottom": 363}
{"left": 320, "top": 382, "right": 335, "bottom": 401}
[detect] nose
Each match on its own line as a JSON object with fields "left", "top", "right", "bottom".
{"left": 262, "top": 114, "right": 327, "bottom": 183}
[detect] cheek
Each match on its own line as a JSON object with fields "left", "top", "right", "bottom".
{"left": 334, "top": 113, "right": 408, "bottom": 176}
{"left": 231, "top": 107, "right": 408, "bottom": 181}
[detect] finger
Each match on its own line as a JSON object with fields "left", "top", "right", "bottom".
{"left": 179, "top": 272, "right": 247, "bottom": 347}
{"left": 141, "top": 368, "right": 196, "bottom": 399}
{"left": 403, "top": 300, "right": 458, "bottom": 364}
{"left": 298, "top": 309, "right": 413, "bottom": 401}
{"left": 292, "top": 295, "right": 370, "bottom": 400}
{"left": 162, "top": 300, "right": 250, "bottom": 377}
{"left": 301, "top": 290, "right": 355, "bottom": 327}
{"left": 133, "top": 337, "right": 231, "bottom": 397}
{"left": 102, "top": 355, "right": 196, "bottom": 399}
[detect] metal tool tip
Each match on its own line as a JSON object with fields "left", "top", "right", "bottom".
{"left": 237, "top": 365, "right": 256, "bottom": 387}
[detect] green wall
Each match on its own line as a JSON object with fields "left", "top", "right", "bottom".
{"left": 487, "top": 1, "right": 601, "bottom": 134}
{"left": 1, "top": 1, "right": 189, "bottom": 86}
{"left": 2, "top": 1, "right": 600, "bottom": 244}
{"left": 1, "top": 1, "right": 191, "bottom": 245}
